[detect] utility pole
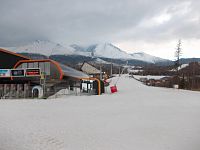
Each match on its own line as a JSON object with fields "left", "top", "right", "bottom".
{"left": 110, "top": 62, "right": 113, "bottom": 77}
{"left": 100, "top": 64, "right": 102, "bottom": 80}
{"left": 119, "top": 66, "right": 121, "bottom": 76}
{"left": 40, "top": 72, "right": 46, "bottom": 98}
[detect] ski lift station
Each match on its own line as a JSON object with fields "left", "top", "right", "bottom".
{"left": 0, "top": 48, "right": 103, "bottom": 99}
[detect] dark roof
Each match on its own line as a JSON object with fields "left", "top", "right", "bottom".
{"left": 0, "top": 48, "right": 30, "bottom": 69}
{"left": 0, "top": 48, "right": 30, "bottom": 59}
{"left": 60, "top": 64, "right": 89, "bottom": 79}
{"left": 80, "top": 61, "right": 101, "bottom": 74}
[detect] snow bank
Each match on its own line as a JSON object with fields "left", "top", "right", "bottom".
{"left": 133, "top": 75, "right": 168, "bottom": 80}
{"left": 171, "top": 64, "right": 189, "bottom": 71}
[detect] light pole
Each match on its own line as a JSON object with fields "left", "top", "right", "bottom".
{"left": 100, "top": 65, "right": 102, "bottom": 80}
{"left": 110, "top": 62, "right": 113, "bottom": 77}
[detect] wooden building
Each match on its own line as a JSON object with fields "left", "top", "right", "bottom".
{"left": 0, "top": 49, "right": 102, "bottom": 99}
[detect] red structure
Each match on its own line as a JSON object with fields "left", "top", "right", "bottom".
{"left": 110, "top": 85, "right": 117, "bottom": 93}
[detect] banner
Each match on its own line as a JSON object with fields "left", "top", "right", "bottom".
{"left": 0, "top": 69, "right": 11, "bottom": 77}
{"left": 26, "top": 68, "right": 41, "bottom": 76}
{"left": 1, "top": 68, "right": 41, "bottom": 78}
{"left": 11, "top": 69, "right": 25, "bottom": 77}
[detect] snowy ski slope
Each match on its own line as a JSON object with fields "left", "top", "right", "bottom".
{"left": 0, "top": 75, "right": 200, "bottom": 150}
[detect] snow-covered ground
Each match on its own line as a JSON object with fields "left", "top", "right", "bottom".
{"left": 0, "top": 75, "right": 200, "bottom": 150}
{"left": 133, "top": 75, "right": 168, "bottom": 80}
{"left": 170, "top": 64, "right": 189, "bottom": 71}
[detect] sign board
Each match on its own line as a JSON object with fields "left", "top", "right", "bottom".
{"left": 0, "top": 69, "right": 11, "bottom": 77}
{"left": 11, "top": 69, "right": 25, "bottom": 77}
{"left": 26, "top": 68, "right": 41, "bottom": 76}
{"left": 1, "top": 68, "right": 41, "bottom": 78}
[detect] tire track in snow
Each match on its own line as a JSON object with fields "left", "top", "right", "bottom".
{"left": 30, "top": 133, "right": 65, "bottom": 150}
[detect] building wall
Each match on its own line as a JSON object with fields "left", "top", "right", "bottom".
{"left": 16, "top": 61, "right": 61, "bottom": 81}
{"left": 81, "top": 62, "right": 101, "bottom": 74}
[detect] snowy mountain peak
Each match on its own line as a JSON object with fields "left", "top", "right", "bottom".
{"left": 130, "top": 52, "right": 167, "bottom": 63}
{"left": 94, "top": 43, "right": 133, "bottom": 59}
{"left": 71, "top": 43, "right": 167, "bottom": 63}
{"left": 70, "top": 44, "right": 97, "bottom": 52}
{"left": 5, "top": 40, "right": 75, "bottom": 56}
{"left": 104, "top": 43, "right": 124, "bottom": 52}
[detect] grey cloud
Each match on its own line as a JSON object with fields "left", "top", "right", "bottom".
{"left": 0, "top": 0, "right": 199, "bottom": 46}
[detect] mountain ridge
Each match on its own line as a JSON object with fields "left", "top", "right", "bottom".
{"left": 1, "top": 40, "right": 169, "bottom": 63}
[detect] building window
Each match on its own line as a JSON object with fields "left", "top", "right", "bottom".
{"left": 21, "top": 63, "right": 28, "bottom": 69}
{"left": 39, "top": 62, "right": 45, "bottom": 73}
{"left": 28, "top": 63, "right": 34, "bottom": 68}
{"left": 34, "top": 62, "right": 39, "bottom": 68}
{"left": 44, "top": 62, "right": 50, "bottom": 75}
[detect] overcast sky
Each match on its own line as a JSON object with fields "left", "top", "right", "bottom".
{"left": 1, "top": 0, "right": 200, "bottom": 59}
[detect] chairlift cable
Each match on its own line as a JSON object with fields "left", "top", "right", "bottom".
{"left": 114, "top": 61, "right": 128, "bottom": 85}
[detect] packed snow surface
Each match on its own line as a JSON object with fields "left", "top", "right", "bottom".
{"left": 0, "top": 75, "right": 200, "bottom": 150}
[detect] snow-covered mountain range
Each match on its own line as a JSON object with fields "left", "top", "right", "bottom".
{"left": 6, "top": 40, "right": 74, "bottom": 56}
{"left": 130, "top": 52, "right": 167, "bottom": 63}
{"left": 2, "top": 40, "right": 168, "bottom": 63}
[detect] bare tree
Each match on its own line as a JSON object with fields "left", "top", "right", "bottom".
{"left": 174, "top": 39, "right": 182, "bottom": 74}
